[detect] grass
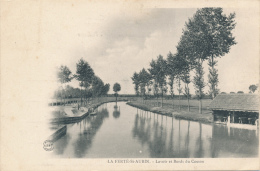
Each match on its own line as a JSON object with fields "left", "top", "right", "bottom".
{"left": 127, "top": 99, "right": 213, "bottom": 124}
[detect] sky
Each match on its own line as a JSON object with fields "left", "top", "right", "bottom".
{"left": 38, "top": 2, "right": 259, "bottom": 95}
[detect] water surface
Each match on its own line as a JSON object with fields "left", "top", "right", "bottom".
{"left": 53, "top": 102, "right": 259, "bottom": 158}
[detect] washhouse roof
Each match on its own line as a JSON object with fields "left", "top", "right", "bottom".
{"left": 209, "top": 94, "right": 259, "bottom": 112}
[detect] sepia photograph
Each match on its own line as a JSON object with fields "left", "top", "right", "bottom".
{"left": 1, "top": 0, "right": 259, "bottom": 170}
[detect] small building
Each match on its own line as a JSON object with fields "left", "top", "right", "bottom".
{"left": 209, "top": 94, "right": 259, "bottom": 125}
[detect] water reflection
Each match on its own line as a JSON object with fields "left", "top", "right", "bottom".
{"left": 211, "top": 124, "right": 259, "bottom": 158}
{"left": 113, "top": 105, "right": 120, "bottom": 119}
{"left": 54, "top": 107, "right": 109, "bottom": 158}
{"left": 132, "top": 108, "right": 258, "bottom": 158}
{"left": 53, "top": 102, "right": 258, "bottom": 158}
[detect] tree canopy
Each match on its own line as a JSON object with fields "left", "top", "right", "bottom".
{"left": 57, "top": 65, "right": 72, "bottom": 84}
{"left": 249, "top": 84, "right": 258, "bottom": 93}
{"left": 75, "top": 58, "right": 94, "bottom": 87}
{"left": 113, "top": 83, "right": 121, "bottom": 93}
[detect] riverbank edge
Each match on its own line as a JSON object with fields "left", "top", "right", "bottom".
{"left": 126, "top": 101, "right": 213, "bottom": 124}
{"left": 51, "top": 99, "right": 127, "bottom": 124}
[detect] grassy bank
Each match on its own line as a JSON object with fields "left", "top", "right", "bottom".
{"left": 127, "top": 101, "right": 213, "bottom": 124}
{"left": 131, "top": 98, "right": 212, "bottom": 109}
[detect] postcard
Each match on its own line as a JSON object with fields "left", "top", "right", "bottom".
{"left": 1, "top": 0, "right": 259, "bottom": 170}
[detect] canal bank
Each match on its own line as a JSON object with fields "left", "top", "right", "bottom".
{"left": 127, "top": 101, "right": 213, "bottom": 124}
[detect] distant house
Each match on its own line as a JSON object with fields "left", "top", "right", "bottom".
{"left": 209, "top": 94, "right": 259, "bottom": 125}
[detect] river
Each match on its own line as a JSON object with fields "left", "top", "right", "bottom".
{"left": 52, "top": 102, "right": 259, "bottom": 158}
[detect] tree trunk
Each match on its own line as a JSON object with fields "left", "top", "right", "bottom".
{"left": 60, "top": 82, "right": 64, "bottom": 106}
{"left": 116, "top": 93, "right": 117, "bottom": 106}
{"left": 211, "top": 55, "right": 216, "bottom": 99}
{"left": 171, "top": 95, "right": 174, "bottom": 109}
{"left": 80, "top": 85, "right": 82, "bottom": 106}
{"left": 63, "top": 83, "right": 66, "bottom": 106}
{"left": 187, "top": 97, "right": 190, "bottom": 112}
{"left": 156, "top": 95, "right": 159, "bottom": 107}
{"left": 186, "top": 84, "right": 190, "bottom": 112}
{"left": 161, "top": 86, "right": 163, "bottom": 108}
{"left": 178, "top": 78, "right": 181, "bottom": 110}
{"left": 199, "top": 99, "right": 202, "bottom": 114}
{"left": 198, "top": 59, "right": 203, "bottom": 114}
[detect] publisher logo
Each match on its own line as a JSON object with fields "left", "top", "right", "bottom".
{"left": 43, "top": 140, "right": 54, "bottom": 151}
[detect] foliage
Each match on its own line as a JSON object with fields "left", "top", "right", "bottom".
{"left": 149, "top": 55, "right": 167, "bottom": 90}
{"left": 193, "top": 62, "right": 205, "bottom": 100}
{"left": 57, "top": 65, "right": 73, "bottom": 104}
{"left": 113, "top": 82, "right": 121, "bottom": 105}
{"left": 102, "top": 84, "right": 110, "bottom": 96}
{"left": 249, "top": 84, "right": 258, "bottom": 93}
{"left": 92, "top": 76, "right": 105, "bottom": 97}
{"left": 74, "top": 58, "right": 95, "bottom": 105}
{"left": 184, "top": 8, "right": 236, "bottom": 99}
{"left": 138, "top": 68, "right": 152, "bottom": 98}
{"left": 166, "top": 52, "right": 176, "bottom": 99}
{"left": 113, "top": 83, "right": 121, "bottom": 94}
{"left": 57, "top": 65, "right": 73, "bottom": 84}
{"left": 168, "top": 75, "right": 175, "bottom": 98}
{"left": 208, "top": 60, "right": 220, "bottom": 98}
{"left": 131, "top": 72, "right": 140, "bottom": 96}
{"left": 181, "top": 73, "right": 191, "bottom": 98}
{"left": 74, "top": 58, "right": 94, "bottom": 87}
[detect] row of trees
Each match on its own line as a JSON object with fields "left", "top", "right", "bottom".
{"left": 57, "top": 58, "right": 110, "bottom": 106}
{"left": 132, "top": 8, "right": 236, "bottom": 113}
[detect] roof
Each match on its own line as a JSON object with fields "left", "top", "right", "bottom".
{"left": 209, "top": 94, "right": 259, "bottom": 112}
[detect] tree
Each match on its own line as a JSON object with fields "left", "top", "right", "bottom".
{"left": 193, "top": 62, "right": 205, "bottom": 113}
{"left": 138, "top": 68, "right": 152, "bottom": 103}
{"left": 186, "top": 8, "right": 236, "bottom": 99}
{"left": 237, "top": 91, "right": 244, "bottom": 94}
{"left": 167, "top": 75, "right": 175, "bottom": 108}
{"left": 113, "top": 83, "right": 121, "bottom": 105}
{"left": 176, "top": 52, "right": 191, "bottom": 112}
{"left": 176, "top": 18, "right": 207, "bottom": 114}
{"left": 153, "top": 81, "right": 159, "bottom": 106}
{"left": 174, "top": 54, "right": 189, "bottom": 110}
{"left": 181, "top": 73, "right": 191, "bottom": 111}
{"left": 92, "top": 76, "right": 104, "bottom": 102}
{"left": 177, "top": 8, "right": 236, "bottom": 112}
{"left": 57, "top": 65, "right": 72, "bottom": 105}
{"left": 149, "top": 59, "right": 159, "bottom": 106}
{"left": 148, "top": 55, "right": 167, "bottom": 107}
{"left": 102, "top": 83, "right": 110, "bottom": 96}
{"left": 75, "top": 58, "right": 94, "bottom": 106}
{"left": 131, "top": 72, "right": 140, "bottom": 96}
{"left": 167, "top": 52, "right": 176, "bottom": 108}
{"left": 168, "top": 51, "right": 190, "bottom": 110}
{"left": 249, "top": 84, "right": 258, "bottom": 93}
